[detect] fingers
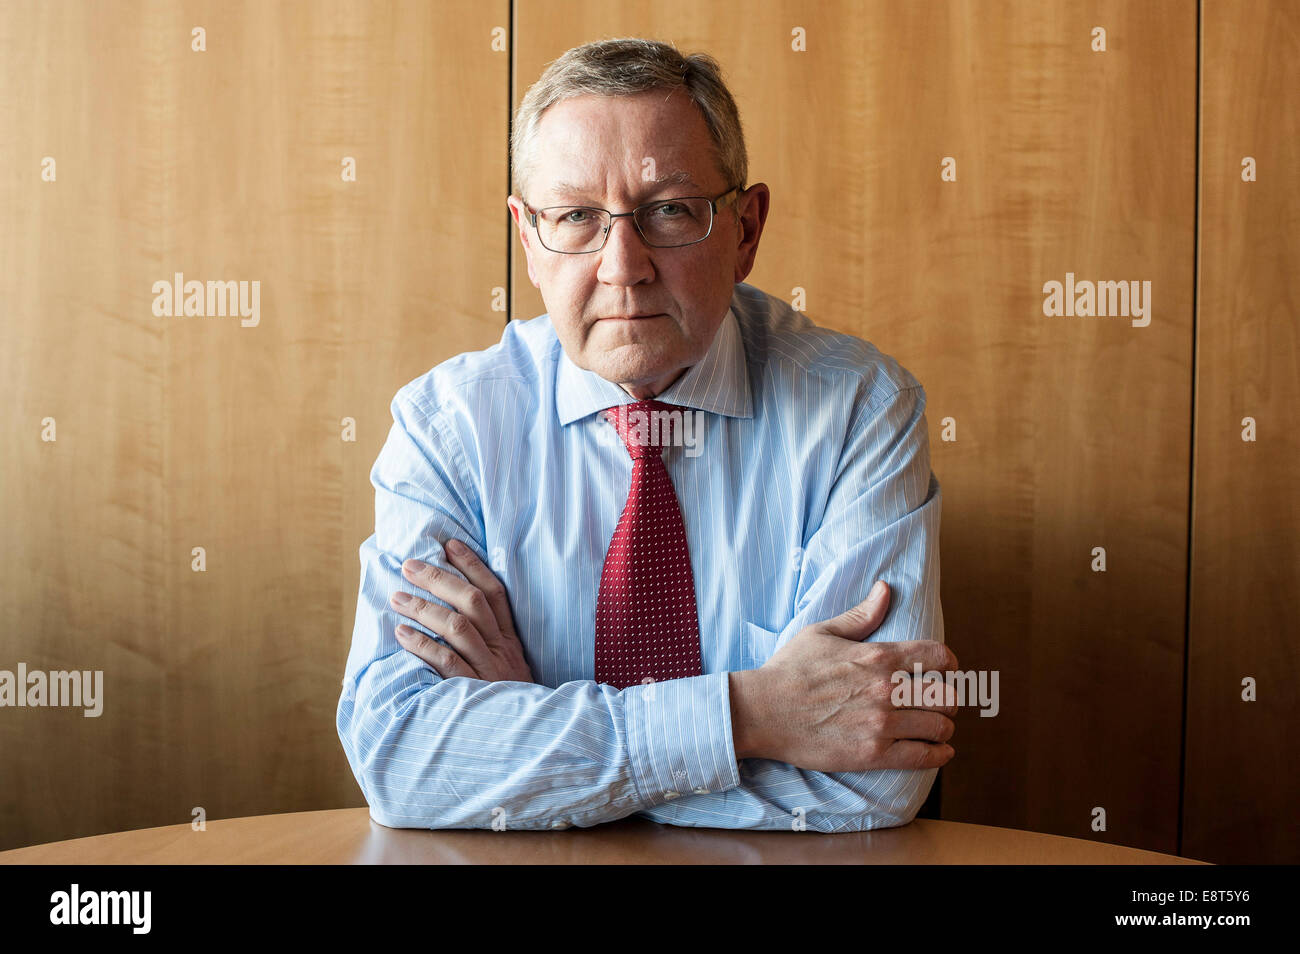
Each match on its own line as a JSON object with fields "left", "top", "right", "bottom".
{"left": 402, "top": 553, "right": 500, "bottom": 643}
{"left": 819, "top": 580, "right": 891, "bottom": 641}
{"left": 815, "top": 585, "right": 958, "bottom": 673}
{"left": 394, "top": 625, "right": 476, "bottom": 679}
{"left": 890, "top": 638, "right": 959, "bottom": 674}
{"left": 891, "top": 671, "right": 959, "bottom": 716}
{"left": 391, "top": 567, "right": 493, "bottom": 674}
{"left": 878, "top": 739, "right": 955, "bottom": 771}
{"left": 441, "top": 540, "right": 516, "bottom": 640}
{"left": 886, "top": 708, "right": 956, "bottom": 744}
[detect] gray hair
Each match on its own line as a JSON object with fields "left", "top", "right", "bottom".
{"left": 510, "top": 37, "right": 748, "bottom": 202}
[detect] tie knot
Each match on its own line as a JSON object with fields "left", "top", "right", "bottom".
{"left": 602, "top": 399, "right": 684, "bottom": 459}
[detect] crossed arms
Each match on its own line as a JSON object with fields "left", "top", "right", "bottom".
{"left": 336, "top": 382, "right": 955, "bottom": 831}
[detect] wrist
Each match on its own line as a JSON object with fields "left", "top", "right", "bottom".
{"left": 729, "top": 668, "right": 775, "bottom": 761}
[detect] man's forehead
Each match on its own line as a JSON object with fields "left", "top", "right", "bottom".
{"left": 530, "top": 90, "right": 718, "bottom": 203}
{"left": 544, "top": 169, "right": 705, "bottom": 203}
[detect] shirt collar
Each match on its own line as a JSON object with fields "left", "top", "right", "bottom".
{"left": 554, "top": 301, "right": 753, "bottom": 426}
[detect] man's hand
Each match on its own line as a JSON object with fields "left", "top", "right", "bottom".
{"left": 390, "top": 538, "right": 535, "bottom": 683}
{"left": 729, "top": 581, "right": 957, "bottom": 771}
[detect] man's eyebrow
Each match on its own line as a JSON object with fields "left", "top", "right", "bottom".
{"left": 546, "top": 171, "right": 703, "bottom": 203}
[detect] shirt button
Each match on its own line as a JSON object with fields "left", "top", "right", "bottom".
{"left": 693, "top": 787, "right": 710, "bottom": 795}
{"left": 662, "top": 791, "right": 680, "bottom": 800}
{"left": 549, "top": 819, "right": 571, "bottom": 829}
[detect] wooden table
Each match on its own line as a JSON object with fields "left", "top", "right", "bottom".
{"left": 0, "top": 809, "right": 1205, "bottom": 864}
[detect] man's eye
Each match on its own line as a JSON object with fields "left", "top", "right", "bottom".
{"left": 562, "top": 209, "right": 594, "bottom": 224}
{"left": 650, "top": 203, "right": 683, "bottom": 217}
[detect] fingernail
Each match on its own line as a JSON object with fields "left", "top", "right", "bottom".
{"left": 445, "top": 539, "right": 464, "bottom": 554}
{"left": 404, "top": 559, "right": 428, "bottom": 573}
{"left": 869, "top": 580, "right": 885, "bottom": 600}
{"left": 391, "top": 592, "right": 412, "bottom": 606}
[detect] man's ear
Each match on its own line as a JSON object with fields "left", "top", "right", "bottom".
{"left": 507, "top": 195, "right": 542, "bottom": 290}
{"left": 732, "top": 183, "right": 771, "bottom": 284}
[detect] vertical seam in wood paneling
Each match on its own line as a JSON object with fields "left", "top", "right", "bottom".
{"left": 506, "top": 0, "right": 515, "bottom": 326}
{"left": 1178, "top": 0, "right": 1205, "bottom": 861}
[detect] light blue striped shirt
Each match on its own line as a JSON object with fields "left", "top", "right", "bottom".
{"left": 336, "top": 281, "right": 944, "bottom": 832}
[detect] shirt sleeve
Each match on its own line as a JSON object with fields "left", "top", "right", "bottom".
{"left": 335, "top": 389, "right": 743, "bottom": 830}
{"left": 639, "top": 382, "right": 946, "bottom": 832}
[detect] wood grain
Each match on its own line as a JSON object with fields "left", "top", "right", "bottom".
{"left": 0, "top": 808, "right": 1205, "bottom": 864}
{"left": 1184, "top": 0, "right": 1300, "bottom": 865}
{"left": 0, "top": 0, "right": 509, "bottom": 852}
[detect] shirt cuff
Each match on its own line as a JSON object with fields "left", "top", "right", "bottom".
{"left": 621, "top": 671, "right": 743, "bottom": 807}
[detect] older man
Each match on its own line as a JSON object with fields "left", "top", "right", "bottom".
{"left": 336, "top": 37, "right": 956, "bottom": 832}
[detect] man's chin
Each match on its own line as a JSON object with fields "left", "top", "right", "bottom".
{"left": 585, "top": 342, "right": 666, "bottom": 372}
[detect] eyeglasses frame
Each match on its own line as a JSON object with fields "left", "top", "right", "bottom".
{"left": 520, "top": 185, "right": 744, "bottom": 254}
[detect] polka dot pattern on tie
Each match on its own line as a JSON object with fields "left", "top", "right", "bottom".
{"left": 594, "top": 399, "right": 704, "bottom": 689}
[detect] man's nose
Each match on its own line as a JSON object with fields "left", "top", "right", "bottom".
{"left": 596, "top": 215, "right": 655, "bottom": 283}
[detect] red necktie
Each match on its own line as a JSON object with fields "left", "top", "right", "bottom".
{"left": 594, "top": 399, "right": 704, "bottom": 689}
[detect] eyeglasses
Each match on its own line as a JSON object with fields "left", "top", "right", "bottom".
{"left": 521, "top": 186, "right": 743, "bottom": 254}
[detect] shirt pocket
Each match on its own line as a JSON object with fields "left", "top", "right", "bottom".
{"left": 741, "top": 620, "right": 783, "bottom": 670}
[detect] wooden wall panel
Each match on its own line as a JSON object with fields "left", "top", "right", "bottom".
{"left": 513, "top": 0, "right": 1196, "bottom": 853}
{"left": 0, "top": 0, "right": 508, "bottom": 851}
{"left": 1185, "top": 0, "right": 1300, "bottom": 864}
